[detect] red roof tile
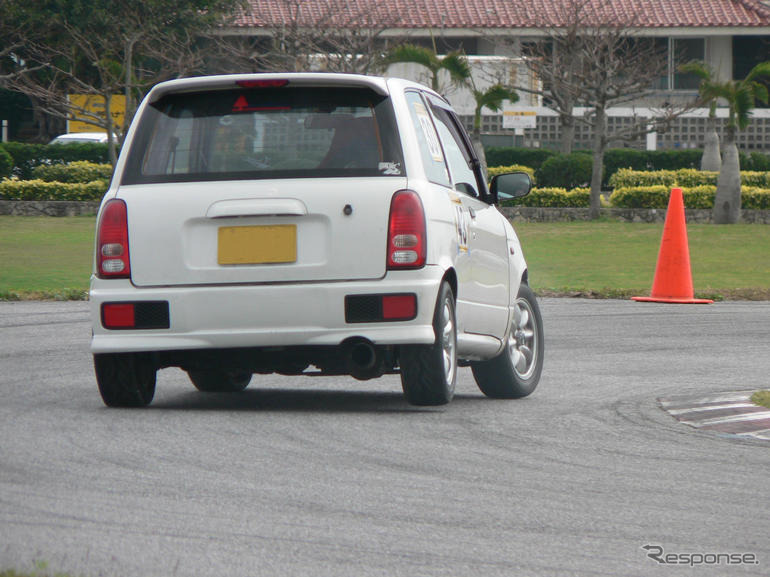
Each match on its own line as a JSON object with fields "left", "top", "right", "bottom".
{"left": 233, "top": 0, "right": 770, "bottom": 29}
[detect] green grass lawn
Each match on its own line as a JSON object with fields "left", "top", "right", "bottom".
{"left": 1, "top": 215, "right": 769, "bottom": 300}
{"left": 514, "top": 220, "right": 770, "bottom": 300}
{"left": 0, "top": 216, "right": 94, "bottom": 299}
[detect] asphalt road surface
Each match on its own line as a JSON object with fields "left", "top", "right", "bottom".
{"left": 1, "top": 299, "right": 769, "bottom": 577}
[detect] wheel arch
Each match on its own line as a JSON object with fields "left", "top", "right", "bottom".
{"left": 441, "top": 267, "right": 458, "bottom": 301}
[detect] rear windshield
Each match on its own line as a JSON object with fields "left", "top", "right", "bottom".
{"left": 122, "top": 85, "right": 404, "bottom": 185}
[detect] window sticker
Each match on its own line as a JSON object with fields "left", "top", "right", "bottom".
{"left": 379, "top": 161, "right": 402, "bottom": 175}
{"left": 413, "top": 101, "right": 443, "bottom": 162}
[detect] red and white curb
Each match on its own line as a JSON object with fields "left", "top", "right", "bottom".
{"left": 659, "top": 391, "right": 770, "bottom": 440}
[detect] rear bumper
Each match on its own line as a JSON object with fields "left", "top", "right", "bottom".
{"left": 89, "top": 268, "right": 444, "bottom": 354}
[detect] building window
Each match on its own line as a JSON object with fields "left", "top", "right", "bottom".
{"left": 654, "top": 37, "right": 705, "bottom": 90}
{"left": 673, "top": 38, "right": 705, "bottom": 89}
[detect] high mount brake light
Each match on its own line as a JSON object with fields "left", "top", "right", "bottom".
{"left": 387, "top": 190, "right": 426, "bottom": 269}
{"left": 232, "top": 94, "right": 290, "bottom": 113}
{"left": 235, "top": 79, "right": 289, "bottom": 89}
{"left": 97, "top": 199, "right": 130, "bottom": 279}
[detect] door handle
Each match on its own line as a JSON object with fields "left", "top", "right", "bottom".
{"left": 469, "top": 207, "right": 476, "bottom": 219}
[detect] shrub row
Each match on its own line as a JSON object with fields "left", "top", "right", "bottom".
{"left": 536, "top": 152, "right": 593, "bottom": 189}
{"left": 487, "top": 164, "right": 536, "bottom": 182}
{"left": 3, "top": 177, "right": 769, "bottom": 210}
{"left": 609, "top": 168, "right": 770, "bottom": 189}
{"left": 0, "top": 141, "right": 111, "bottom": 179}
{"left": 485, "top": 147, "right": 556, "bottom": 170}
{"left": 610, "top": 185, "right": 770, "bottom": 210}
{"left": 0, "top": 178, "right": 108, "bottom": 201}
{"left": 501, "top": 187, "right": 591, "bottom": 208}
{"left": 0, "top": 146, "right": 12, "bottom": 179}
{"left": 485, "top": 146, "right": 770, "bottom": 187}
{"left": 31, "top": 160, "right": 113, "bottom": 183}
{"left": 602, "top": 149, "right": 702, "bottom": 178}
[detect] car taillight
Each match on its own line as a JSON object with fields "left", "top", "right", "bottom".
{"left": 96, "top": 199, "right": 131, "bottom": 279}
{"left": 387, "top": 190, "right": 426, "bottom": 269}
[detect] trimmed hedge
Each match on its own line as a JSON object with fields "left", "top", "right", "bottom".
{"left": 609, "top": 168, "right": 770, "bottom": 189}
{"left": 610, "top": 185, "right": 770, "bottom": 210}
{"left": 610, "top": 168, "right": 715, "bottom": 188}
{"left": 483, "top": 147, "right": 770, "bottom": 186}
{"left": 603, "top": 149, "right": 703, "bottom": 178}
{"left": 487, "top": 164, "right": 535, "bottom": 183}
{"left": 0, "top": 144, "right": 13, "bottom": 179}
{"left": 743, "top": 187, "right": 770, "bottom": 209}
{"left": 1, "top": 141, "right": 111, "bottom": 179}
{"left": 502, "top": 187, "right": 591, "bottom": 208}
{"left": 485, "top": 147, "right": 557, "bottom": 170}
{"left": 535, "top": 152, "right": 593, "bottom": 189}
{"left": 31, "top": 160, "right": 113, "bottom": 183}
{"left": 744, "top": 152, "right": 770, "bottom": 171}
{"left": 0, "top": 178, "right": 108, "bottom": 201}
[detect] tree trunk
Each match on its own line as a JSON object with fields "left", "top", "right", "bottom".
{"left": 712, "top": 128, "right": 741, "bottom": 224}
{"left": 589, "top": 108, "right": 607, "bottom": 220}
{"left": 472, "top": 135, "right": 488, "bottom": 181}
{"left": 472, "top": 106, "right": 488, "bottom": 179}
{"left": 103, "top": 94, "right": 118, "bottom": 166}
{"left": 700, "top": 115, "right": 721, "bottom": 172}
{"left": 124, "top": 36, "right": 136, "bottom": 136}
{"left": 560, "top": 112, "right": 575, "bottom": 155}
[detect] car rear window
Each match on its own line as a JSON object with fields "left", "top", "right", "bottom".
{"left": 121, "top": 85, "right": 404, "bottom": 184}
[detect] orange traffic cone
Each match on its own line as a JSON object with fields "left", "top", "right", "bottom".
{"left": 632, "top": 187, "right": 713, "bottom": 304}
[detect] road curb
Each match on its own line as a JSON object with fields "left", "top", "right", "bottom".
{"left": 659, "top": 391, "right": 770, "bottom": 440}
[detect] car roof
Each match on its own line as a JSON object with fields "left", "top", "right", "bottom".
{"left": 143, "top": 73, "right": 442, "bottom": 104}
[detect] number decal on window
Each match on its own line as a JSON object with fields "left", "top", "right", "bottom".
{"left": 413, "top": 101, "right": 443, "bottom": 162}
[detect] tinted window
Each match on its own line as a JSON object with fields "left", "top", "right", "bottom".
{"left": 405, "top": 91, "right": 450, "bottom": 187}
{"left": 122, "top": 86, "right": 404, "bottom": 184}
{"left": 429, "top": 103, "right": 486, "bottom": 198}
{"left": 431, "top": 107, "right": 477, "bottom": 194}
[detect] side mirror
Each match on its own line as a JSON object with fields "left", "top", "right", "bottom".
{"left": 489, "top": 172, "right": 533, "bottom": 204}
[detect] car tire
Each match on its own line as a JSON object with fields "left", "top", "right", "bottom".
{"left": 94, "top": 353, "right": 157, "bottom": 407}
{"left": 400, "top": 281, "right": 457, "bottom": 406}
{"left": 188, "top": 370, "right": 252, "bottom": 393}
{"left": 471, "top": 283, "right": 544, "bottom": 399}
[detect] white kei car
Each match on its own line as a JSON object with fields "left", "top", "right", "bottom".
{"left": 90, "top": 73, "right": 543, "bottom": 407}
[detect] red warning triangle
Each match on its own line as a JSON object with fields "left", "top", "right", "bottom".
{"left": 232, "top": 95, "right": 249, "bottom": 111}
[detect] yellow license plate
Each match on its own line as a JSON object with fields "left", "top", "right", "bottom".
{"left": 218, "top": 225, "right": 297, "bottom": 265}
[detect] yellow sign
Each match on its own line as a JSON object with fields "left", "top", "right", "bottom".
{"left": 67, "top": 94, "right": 126, "bottom": 133}
{"left": 503, "top": 108, "right": 537, "bottom": 130}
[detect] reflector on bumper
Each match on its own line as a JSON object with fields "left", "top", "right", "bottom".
{"left": 345, "top": 294, "right": 417, "bottom": 323}
{"left": 102, "top": 301, "right": 170, "bottom": 330}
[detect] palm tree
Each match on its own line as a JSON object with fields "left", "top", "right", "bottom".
{"left": 385, "top": 44, "right": 517, "bottom": 175}
{"left": 680, "top": 61, "right": 770, "bottom": 223}
{"left": 384, "top": 43, "right": 471, "bottom": 93}
{"left": 470, "top": 84, "right": 519, "bottom": 175}
{"left": 700, "top": 101, "right": 722, "bottom": 172}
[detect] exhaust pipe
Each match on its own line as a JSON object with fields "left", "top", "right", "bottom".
{"left": 344, "top": 338, "right": 385, "bottom": 380}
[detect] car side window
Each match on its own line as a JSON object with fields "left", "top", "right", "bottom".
{"left": 405, "top": 91, "right": 451, "bottom": 187}
{"left": 429, "top": 104, "right": 482, "bottom": 198}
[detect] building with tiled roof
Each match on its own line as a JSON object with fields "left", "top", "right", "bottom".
{"left": 229, "top": 0, "right": 770, "bottom": 82}
{"left": 225, "top": 0, "right": 770, "bottom": 150}
{"left": 233, "top": 0, "right": 770, "bottom": 30}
